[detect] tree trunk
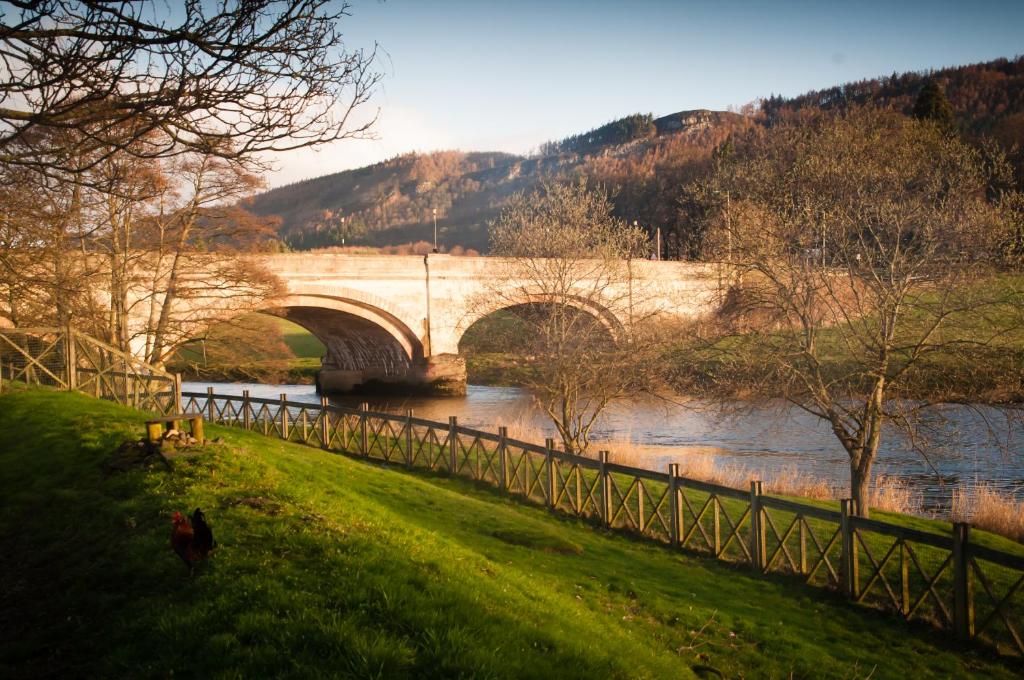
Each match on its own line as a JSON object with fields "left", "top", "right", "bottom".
{"left": 850, "top": 461, "right": 871, "bottom": 519}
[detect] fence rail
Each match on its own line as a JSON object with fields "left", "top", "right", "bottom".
{"left": 0, "top": 327, "right": 178, "bottom": 414}
{"left": 182, "top": 388, "right": 1024, "bottom": 658}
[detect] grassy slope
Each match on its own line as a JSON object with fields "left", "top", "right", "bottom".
{"left": 1, "top": 390, "right": 1020, "bottom": 679}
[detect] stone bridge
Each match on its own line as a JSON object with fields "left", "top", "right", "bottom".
{"left": 253, "top": 254, "right": 721, "bottom": 394}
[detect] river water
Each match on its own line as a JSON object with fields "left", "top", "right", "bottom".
{"left": 184, "top": 381, "right": 1023, "bottom": 509}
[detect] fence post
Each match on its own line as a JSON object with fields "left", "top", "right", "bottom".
{"left": 953, "top": 522, "right": 975, "bottom": 640}
{"left": 713, "top": 496, "right": 721, "bottom": 556}
{"left": 0, "top": 358, "right": 4, "bottom": 394}
{"left": 573, "top": 460, "right": 582, "bottom": 515}
{"left": 799, "top": 517, "right": 808, "bottom": 576}
{"left": 65, "top": 327, "right": 77, "bottom": 391}
{"left": 749, "top": 481, "right": 765, "bottom": 571}
{"left": 173, "top": 374, "right": 182, "bottom": 414}
{"left": 320, "top": 396, "right": 330, "bottom": 449}
{"left": 360, "top": 402, "right": 369, "bottom": 456}
{"left": 206, "top": 386, "right": 215, "bottom": 423}
{"left": 279, "top": 394, "right": 289, "bottom": 440}
{"left": 599, "top": 450, "right": 612, "bottom": 527}
{"left": 498, "top": 426, "right": 508, "bottom": 492}
{"left": 448, "top": 416, "right": 458, "bottom": 474}
{"left": 668, "top": 463, "right": 680, "bottom": 547}
{"left": 840, "top": 499, "right": 860, "bottom": 599}
{"left": 242, "top": 390, "right": 252, "bottom": 429}
{"left": 545, "top": 438, "right": 556, "bottom": 509}
{"left": 405, "top": 409, "right": 414, "bottom": 468}
{"left": 899, "top": 540, "right": 911, "bottom": 617}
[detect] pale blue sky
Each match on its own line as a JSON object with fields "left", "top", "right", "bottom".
{"left": 269, "top": 0, "right": 1024, "bottom": 185}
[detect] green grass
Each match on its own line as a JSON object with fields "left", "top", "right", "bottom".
{"left": 2, "top": 389, "right": 1021, "bottom": 678}
{"left": 273, "top": 316, "right": 325, "bottom": 359}
{"left": 464, "top": 351, "right": 541, "bottom": 386}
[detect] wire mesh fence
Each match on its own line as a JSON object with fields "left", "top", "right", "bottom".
{"left": 0, "top": 327, "right": 178, "bottom": 414}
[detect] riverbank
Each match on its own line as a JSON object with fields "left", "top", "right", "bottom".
{"left": 169, "top": 314, "right": 325, "bottom": 385}
{"left": 168, "top": 358, "right": 319, "bottom": 385}
{"left": 2, "top": 388, "right": 1021, "bottom": 677}
{"left": 465, "top": 347, "right": 1024, "bottom": 403}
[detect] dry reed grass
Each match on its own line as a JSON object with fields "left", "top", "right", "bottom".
{"left": 495, "top": 417, "right": 1022, "bottom": 543}
{"left": 868, "top": 476, "right": 924, "bottom": 515}
{"left": 951, "top": 483, "right": 1024, "bottom": 542}
{"left": 600, "top": 438, "right": 836, "bottom": 499}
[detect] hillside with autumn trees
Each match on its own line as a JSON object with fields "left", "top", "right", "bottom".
{"left": 249, "top": 55, "right": 1024, "bottom": 256}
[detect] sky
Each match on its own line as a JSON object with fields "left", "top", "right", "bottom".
{"left": 266, "top": 0, "right": 1024, "bottom": 186}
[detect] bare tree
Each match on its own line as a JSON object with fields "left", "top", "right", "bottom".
{"left": 0, "top": 129, "right": 283, "bottom": 363}
{"left": 478, "top": 181, "right": 660, "bottom": 454}
{"left": 0, "top": 1, "right": 379, "bottom": 363}
{"left": 0, "top": 130, "right": 110, "bottom": 328}
{"left": 0, "top": 0, "right": 380, "bottom": 172}
{"left": 138, "top": 149, "right": 281, "bottom": 365}
{"left": 678, "top": 108, "right": 1022, "bottom": 517}
{"left": 80, "top": 137, "right": 284, "bottom": 363}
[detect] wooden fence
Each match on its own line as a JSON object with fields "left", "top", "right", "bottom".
{"left": 182, "top": 388, "right": 1024, "bottom": 658}
{"left": 0, "top": 327, "right": 178, "bottom": 414}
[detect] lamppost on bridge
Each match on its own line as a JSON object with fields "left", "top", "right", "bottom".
{"left": 432, "top": 208, "right": 438, "bottom": 253}
{"left": 634, "top": 220, "right": 660, "bottom": 261}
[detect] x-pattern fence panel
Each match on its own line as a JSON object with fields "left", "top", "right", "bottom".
{"left": 606, "top": 471, "right": 673, "bottom": 542}
{"left": 550, "top": 458, "right": 602, "bottom": 521}
{"left": 178, "top": 389, "right": 1024, "bottom": 658}
{"left": 761, "top": 499, "right": 843, "bottom": 589}
{"left": 967, "top": 544, "right": 1024, "bottom": 655}
{"left": 1, "top": 328, "right": 176, "bottom": 414}
{"left": 454, "top": 429, "right": 503, "bottom": 484}
{"left": 850, "top": 524, "right": 956, "bottom": 629}
{"left": 677, "top": 481, "right": 752, "bottom": 564}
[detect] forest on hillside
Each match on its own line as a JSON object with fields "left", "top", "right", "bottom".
{"left": 248, "top": 56, "right": 1024, "bottom": 257}
{"left": 762, "top": 56, "right": 1024, "bottom": 138}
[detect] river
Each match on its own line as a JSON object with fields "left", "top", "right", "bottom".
{"left": 184, "top": 381, "right": 1023, "bottom": 510}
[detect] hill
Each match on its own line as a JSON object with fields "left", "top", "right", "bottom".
{"left": 248, "top": 110, "right": 748, "bottom": 254}
{"left": 248, "top": 56, "right": 1024, "bottom": 256}
{"left": 2, "top": 388, "right": 1023, "bottom": 678}
{"left": 762, "top": 55, "right": 1024, "bottom": 141}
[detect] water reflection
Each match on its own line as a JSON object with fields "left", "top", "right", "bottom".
{"left": 184, "top": 381, "right": 1023, "bottom": 508}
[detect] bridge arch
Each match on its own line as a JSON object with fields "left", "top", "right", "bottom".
{"left": 254, "top": 294, "right": 426, "bottom": 394}
{"left": 453, "top": 293, "right": 625, "bottom": 352}
{"left": 265, "top": 293, "right": 424, "bottom": 364}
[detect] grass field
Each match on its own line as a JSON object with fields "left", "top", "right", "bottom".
{"left": 2, "top": 389, "right": 1021, "bottom": 678}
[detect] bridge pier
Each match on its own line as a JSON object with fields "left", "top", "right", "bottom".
{"left": 316, "top": 353, "right": 466, "bottom": 396}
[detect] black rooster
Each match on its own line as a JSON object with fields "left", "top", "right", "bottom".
{"left": 170, "top": 508, "right": 216, "bottom": 575}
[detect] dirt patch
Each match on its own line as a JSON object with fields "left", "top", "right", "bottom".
{"left": 103, "top": 440, "right": 170, "bottom": 474}
{"left": 227, "top": 496, "right": 283, "bottom": 515}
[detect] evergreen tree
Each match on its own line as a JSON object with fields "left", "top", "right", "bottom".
{"left": 913, "top": 79, "right": 956, "bottom": 134}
